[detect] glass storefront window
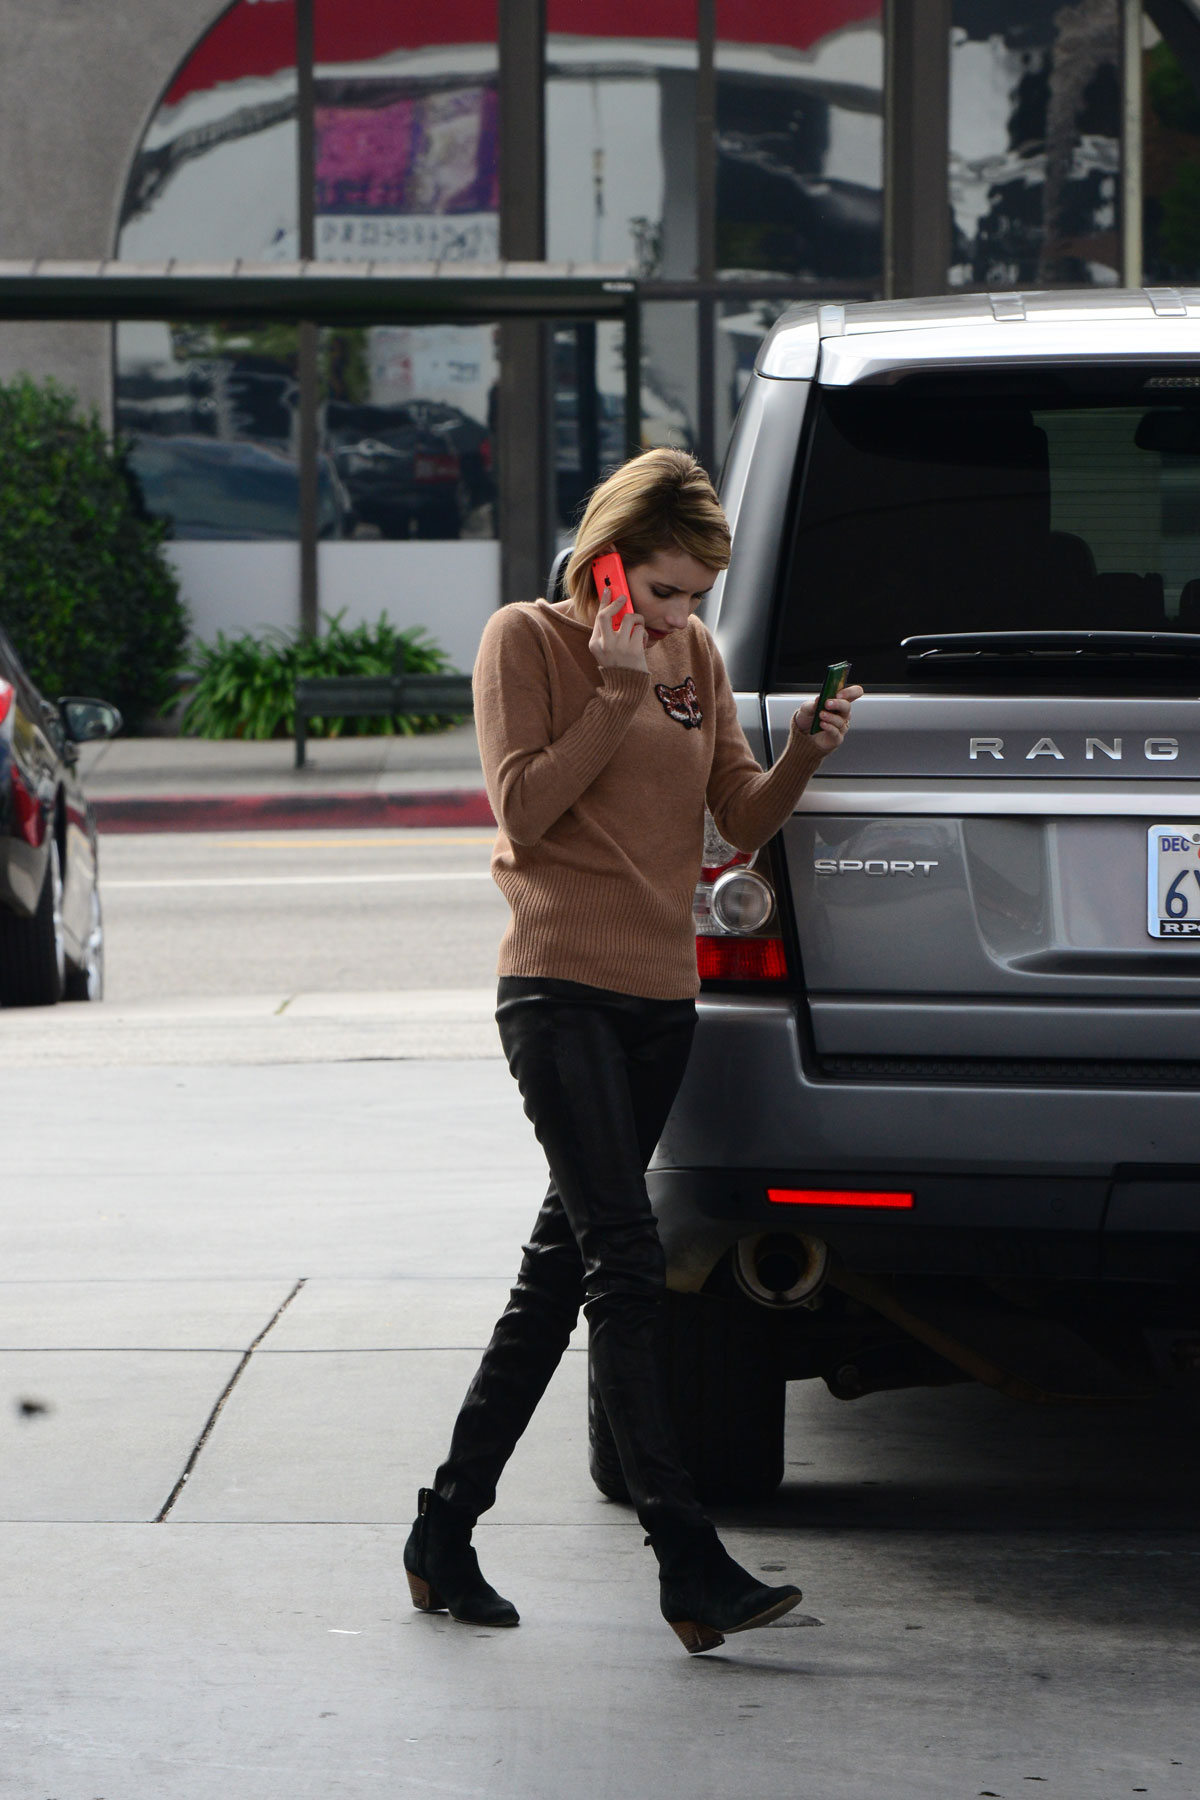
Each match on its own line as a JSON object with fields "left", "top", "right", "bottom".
{"left": 321, "top": 323, "right": 498, "bottom": 541}
{"left": 314, "top": 0, "right": 499, "bottom": 265}
{"left": 641, "top": 301, "right": 697, "bottom": 453}
{"left": 116, "top": 321, "right": 309, "bottom": 540}
{"left": 312, "top": 2, "right": 499, "bottom": 541}
{"left": 546, "top": 6, "right": 698, "bottom": 528}
{"left": 715, "top": 1, "right": 883, "bottom": 286}
{"left": 554, "top": 321, "right": 629, "bottom": 538}
{"left": 546, "top": 1, "right": 698, "bottom": 277}
{"left": 116, "top": 4, "right": 305, "bottom": 566}
{"left": 949, "top": 0, "right": 1121, "bottom": 289}
{"left": 117, "top": 1, "right": 502, "bottom": 551}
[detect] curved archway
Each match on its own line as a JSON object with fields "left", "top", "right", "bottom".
{"left": 118, "top": 0, "right": 300, "bottom": 265}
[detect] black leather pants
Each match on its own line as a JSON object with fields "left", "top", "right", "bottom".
{"left": 433, "top": 976, "right": 708, "bottom": 1535}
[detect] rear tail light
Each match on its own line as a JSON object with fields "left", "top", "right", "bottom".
{"left": 768, "top": 1188, "right": 915, "bottom": 1210}
{"left": 694, "top": 811, "right": 788, "bottom": 983}
{"left": 697, "top": 936, "right": 789, "bottom": 981}
{"left": 414, "top": 451, "right": 460, "bottom": 483}
{"left": 0, "top": 679, "right": 12, "bottom": 726}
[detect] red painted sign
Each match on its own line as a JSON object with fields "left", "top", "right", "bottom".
{"left": 164, "top": 0, "right": 878, "bottom": 108}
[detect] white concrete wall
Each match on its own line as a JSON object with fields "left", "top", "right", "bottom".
{"left": 167, "top": 540, "right": 501, "bottom": 673}
{"left": 318, "top": 542, "right": 500, "bottom": 673}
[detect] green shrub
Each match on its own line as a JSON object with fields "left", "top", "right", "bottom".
{"left": 0, "top": 377, "right": 187, "bottom": 728}
{"left": 181, "top": 610, "right": 459, "bottom": 740}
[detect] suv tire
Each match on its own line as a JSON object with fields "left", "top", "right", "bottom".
{"left": 588, "top": 1290, "right": 786, "bottom": 1505}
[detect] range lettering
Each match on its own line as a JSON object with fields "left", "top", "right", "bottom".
{"left": 968, "top": 736, "right": 1180, "bottom": 762}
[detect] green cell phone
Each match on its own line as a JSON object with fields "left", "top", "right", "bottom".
{"left": 811, "top": 660, "right": 851, "bottom": 733}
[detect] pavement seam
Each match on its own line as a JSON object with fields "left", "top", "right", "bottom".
{"left": 154, "top": 1277, "right": 307, "bottom": 1523}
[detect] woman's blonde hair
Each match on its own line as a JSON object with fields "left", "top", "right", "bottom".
{"left": 563, "top": 448, "right": 731, "bottom": 616}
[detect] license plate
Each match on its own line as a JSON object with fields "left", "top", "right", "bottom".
{"left": 1147, "top": 825, "right": 1200, "bottom": 937}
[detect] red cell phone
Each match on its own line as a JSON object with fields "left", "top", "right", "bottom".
{"left": 592, "top": 551, "right": 635, "bottom": 630}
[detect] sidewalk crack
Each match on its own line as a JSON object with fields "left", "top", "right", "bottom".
{"left": 155, "top": 1277, "right": 307, "bottom": 1523}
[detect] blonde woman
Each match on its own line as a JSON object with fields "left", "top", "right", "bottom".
{"left": 405, "top": 449, "right": 861, "bottom": 1655}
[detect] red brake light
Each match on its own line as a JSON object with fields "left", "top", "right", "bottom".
{"left": 768, "top": 1188, "right": 915, "bottom": 1210}
{"left": 0, "top": 679, "right": 12, "bottom": 725}
{"left": 414, "top": 452, "right": 459, "bottom": 483}
{"left": 697, "top": 936, "right": 788, "bottom": 982}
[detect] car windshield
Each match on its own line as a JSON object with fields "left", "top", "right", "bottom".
{"left": 774, "top": 366, "right": 1200, "bottom": 693}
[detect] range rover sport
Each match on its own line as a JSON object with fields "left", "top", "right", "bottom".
{"left": 588, "top": 289, "right": 1200, "bottom": 1505}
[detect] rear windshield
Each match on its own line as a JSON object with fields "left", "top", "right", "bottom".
{"left": 774, "top": 366, "right": 1200, "bottom": 693}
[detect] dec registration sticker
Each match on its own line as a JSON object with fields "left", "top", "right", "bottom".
{"left": 1147, "top": 825, "right": 1200, "bottom": 937}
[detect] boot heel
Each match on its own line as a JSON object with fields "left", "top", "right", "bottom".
{"left": 669, "top": 1620, "right": 725, "bottom": 1656}
{"left": 406, "top": 1571, "right": 446, "bottom": 1613}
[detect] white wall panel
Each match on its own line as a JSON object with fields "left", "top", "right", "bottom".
{"left": 166, "top": 540, "right": 501, "bottom": 674}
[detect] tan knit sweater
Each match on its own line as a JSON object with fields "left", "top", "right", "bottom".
{"left": 473, "top": 599, "right": 824, "bottom": 999}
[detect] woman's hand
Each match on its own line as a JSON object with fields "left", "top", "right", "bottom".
{"left": 795, "top": 684, "right": 864, "bottom": 755}
{"left": 588, "top": 582, "right": 648, "bottom": 674}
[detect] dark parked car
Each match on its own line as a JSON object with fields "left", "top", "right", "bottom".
{"left": 323, "top": 400, "right": 470, "bottom": 539}
{"left": 401, "top": 398, "right": 495, "bottom": 513}
{"left": 0, "top": 626, "right": 120, "bottom": 1006}
{"left": 126, "top": 435, "right": 352, "bottom": 540}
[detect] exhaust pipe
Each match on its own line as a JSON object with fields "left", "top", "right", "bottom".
{"left": 733, "top": 1232, "right": 829, "bottom": 1309}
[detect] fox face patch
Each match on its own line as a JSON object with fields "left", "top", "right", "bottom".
{"left": 654, "top": 676, "right": 704, "bottom": 729}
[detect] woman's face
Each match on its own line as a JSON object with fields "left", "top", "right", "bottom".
{"left": 624, "top": 548, "right": 719, "bottom": 644}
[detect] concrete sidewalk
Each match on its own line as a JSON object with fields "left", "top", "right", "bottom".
{"left": 6, "top": 1056, "right": 1200, "bottom": 1799}
{"left": 80, "top": 724, "right": 493, "bottom": 831}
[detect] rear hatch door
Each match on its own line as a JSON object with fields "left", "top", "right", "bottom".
{"left": 768, "top": 364, "right": 1200, "bottom": 1070}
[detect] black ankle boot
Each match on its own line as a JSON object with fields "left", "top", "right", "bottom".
{"left": 403, "top": 1488, "right": 520, "bottom": 1627}
{"left": 647, "top": 1519, "right": 802, "bottom": 1654}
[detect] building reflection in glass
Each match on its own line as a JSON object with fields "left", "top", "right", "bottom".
{"left": 547, "top": 0, "right": 699, "bottom": 528}
{"left": 950, "top": 0, "right": 1120, "bottom": 289}
{"left": 313, "top": 0, "right": 499, "bottom": 542}
{"left": 715, "top": 0, "right": 883, "bottom": 286}
{"left": 116, "top": 0, "right": 504, "bottom": 546}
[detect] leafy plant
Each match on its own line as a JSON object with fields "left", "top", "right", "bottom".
{"left": 180, "top": 610, "right": 460, "bottom": 740}
{"left": 0, "top": 377, "right": 187, "bottom": 728}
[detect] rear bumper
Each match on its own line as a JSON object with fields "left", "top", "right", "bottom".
{"left": 648, "top": 995, "right": 1200, "bottom": 1284}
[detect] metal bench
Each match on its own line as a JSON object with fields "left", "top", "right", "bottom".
{"left": 294, "top": 645, "right": 473, "bottom": 768}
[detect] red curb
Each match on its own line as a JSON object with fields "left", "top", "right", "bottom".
{"left": 93, "top": 788, "right": 496, "bottom": 834}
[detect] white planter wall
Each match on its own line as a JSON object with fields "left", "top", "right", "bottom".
{"left": 166, "top": 540, "right": 501, "bottom": 673}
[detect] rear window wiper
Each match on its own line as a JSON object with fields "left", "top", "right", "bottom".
{"left": 903, "top": 630, "right": 1200, "bottom": 662}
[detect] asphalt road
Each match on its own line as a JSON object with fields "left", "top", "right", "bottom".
{"left": 99, "top": 826, "right": 508, "bottom": 1002}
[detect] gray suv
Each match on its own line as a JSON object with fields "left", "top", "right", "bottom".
{"left": 589, "top": 289, "right": 1200, "bottom": 1505}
